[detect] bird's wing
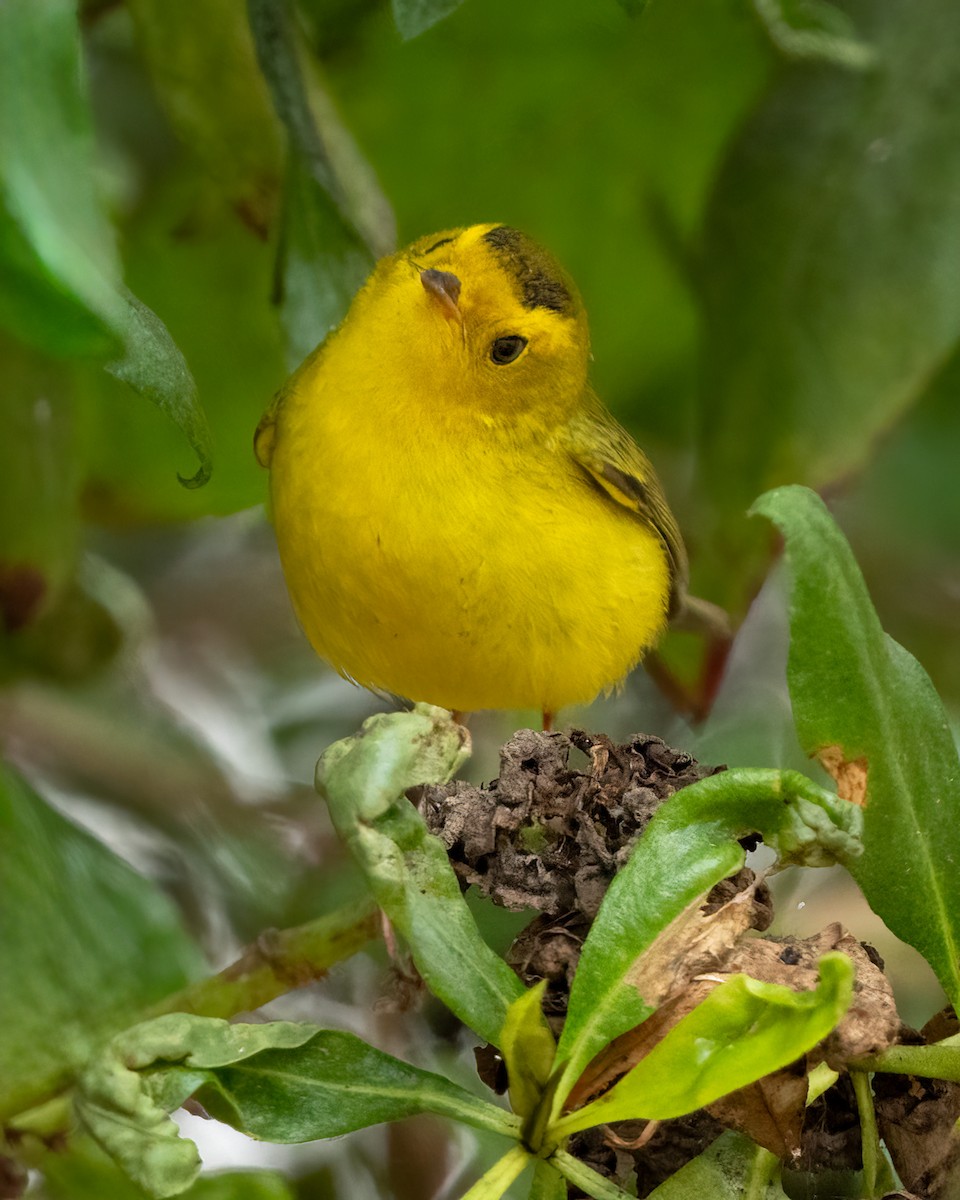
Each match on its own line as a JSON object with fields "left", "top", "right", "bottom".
{"left": 562, "top": 394, "right": 689, "bottom": 618}
{"left": 254, "top": 395, "right": 281, "bottom": 468}
{"left": 254, "top": 338, "right": 331, "bottom": 469}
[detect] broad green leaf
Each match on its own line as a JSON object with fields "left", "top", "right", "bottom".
{"left": 247, "top": 0, "right": 382, "bottom": 366}
{"left": 0, "top": 0, "right": 212, "bottom": 485}
{"left": 81, "top": 180, "right": 283, "bottom": 522}
{"left": 40, "top": 1138, "right": 294, "bottom": 1200}
{"left": 645, "top": 1132, "right": 789, "bottom": 1198}
{"left": 106, "top": 294, "right": 212, "bottom": 489}
{"left": 699, "top": 0, "right": 960, "bottom": 531}
{"left": 499, "top": 981, "right": 556, "bottom": 1121}
{"left": 277, "top": 151, "right": 373, "bottom": 368}
{"left": 76, "top": 1017, "right": 315, "bottom": 1196}
{"left": 0, "top": 0, "right": 120, "bottom": 360}
{"left": 77, "top": 1014, "right": 518, "bottom": 1197}
{"left": 0, "top": 203, "right": 114, "bottom": 359}
{"left": 316, "top": 706, "right": 525, "bottom": 1046}
{"left": 392, "top": 0, "right": 468, "bottom": 40}
{"left": 0, "top": 768, "right": 204, "bottom": 1123}
{"left": 127, "top": 0, "right": 282, "bottom": 222}
{"left": 552, "top": 954, "right": 853, "bottom": 1135}
{"left": 529, "top": 1160, "right": 567, "bottom": 1200}
{"left": 753, "top": 485, "right": 960, "bottom": 1007}
{"left": 550, "top": 767, "right": 861, "bottom": 1112}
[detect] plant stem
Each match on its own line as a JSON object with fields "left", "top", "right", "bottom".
{"left": 851, "top": 1069, "right": 880, "bottom": 1197}
{"left": 852, "top": 1040, "right": 960, "bottom": 1081}
{"left": 147, "top": 898, "right": 380, "bottom": 1020}
{"left": 459, "top": 1144, "right": 531, "bottom": 1200}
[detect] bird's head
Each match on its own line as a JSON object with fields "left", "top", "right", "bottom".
{"left": 347, "top": 224, "right": 590, "bottom": 426}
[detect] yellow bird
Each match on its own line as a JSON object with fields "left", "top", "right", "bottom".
{"left": 255, "top": 223, "right": 696, "bottom": 727}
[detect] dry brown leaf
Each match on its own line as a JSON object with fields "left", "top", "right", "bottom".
{"left": 706, "top": 1059, "right": 808, "bottom": 1158}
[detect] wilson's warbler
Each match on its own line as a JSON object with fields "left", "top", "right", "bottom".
{"left": 256, "top": 223, "right": 698, "bottom": 724}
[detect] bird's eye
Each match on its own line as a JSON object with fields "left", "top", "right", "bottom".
{"left": 490, "top": 335, "right": 528, "bottom": 365}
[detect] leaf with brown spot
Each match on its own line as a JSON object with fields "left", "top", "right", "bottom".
{"left": 817, "top": 746, "right": 869, "bottom": 807}
{"left": 754, "top": 487, "right": 960, "bottom": 1009}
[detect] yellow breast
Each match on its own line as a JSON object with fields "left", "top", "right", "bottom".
{"left": 259, "top": 224, "right": 675, "bottom": 715}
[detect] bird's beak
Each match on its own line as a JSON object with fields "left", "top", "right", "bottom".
{"left": 420, "top": 268, "right": 462, "bottom": 323}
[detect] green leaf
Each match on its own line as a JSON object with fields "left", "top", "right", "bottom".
{"left": 81, "top": 178, "right": 284, "bottom": 522}
{"left": 277, "top": 152, "right": 373, "bottom": 369}
{"left": 0, "top": 0, "right": 121, "bottom": 360}
{"left": 615, "top": 0, "right": 650, "bottom": 16}
{"left": 126, "top": 0, "right": 282, "bottom": 221}
{"left": 247, "top": 0, "right": 382, "bottom": 366}
{"left": 40, "top": 1138, "right": 295, "bottom": 1200}
{"left": 391, "top": 0, "right": 468, "bottom": 40}
{"left": 699, "top": 0, "right": 960, "bottom": 525}
{"left": 0, "top": 768, "right": 203, "bottom": 1124}
{"left": 106, "top": 294, "right": 213, "bottom": 489}
{"left": 0, "top": 0, "right": 212, "bottom": 485}
{"left": 499, "top": 981, "right": 556, "bottom": 1121}
{"left": 77, "top": 1014, "right": 518, "bottom": 1197}
{"left": 752, "top": 485, "right": 960, "bottom": 1007}
{"left": 315, "top": 705, "right": 525, "bottom": 1046}
{"left": 529, "top": 1160, "right": 567, "bottom": 1200}
{"left": 549, "top": 766, "right": 861, "bottom": 1112}
{"left": 645, "top": 1132, "right": 788, "bottom": 1198}
{"left": 553, "top": 954, "right": 853, "bottom": 1135}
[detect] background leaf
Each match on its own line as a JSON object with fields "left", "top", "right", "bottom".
{"left": 391, "top": 0, "right": 469, "bottom": 40}
{"left": 0, "top": 766, "right": 204, "bottom": 1122}
{"left": 0, "top": 0, "right": 212, "bottom": 484}
{"left": 698, "top": 0, "right": 960, "bottom": 558}
{"left": 752, "top": 485, "right": 960, "bottom": 1007}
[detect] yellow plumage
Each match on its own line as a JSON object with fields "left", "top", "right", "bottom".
{"left": 255, "top": 223, "right": 687, "bottom": 717}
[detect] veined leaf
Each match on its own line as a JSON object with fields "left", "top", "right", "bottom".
{"left": 753, "top": 485, "right": 960, "bottom": 1007}
{"left": 550, "top": 767, "right": 861, "bottom": 1113}
{"left": 77, "top": 1014, "right": 518, "bottom": 1197}
{"left": 316, "top": 705, "right": 525, "bottom": 1046}
{"left": 552, "top": 955, "right": 853, "bottom": 1135}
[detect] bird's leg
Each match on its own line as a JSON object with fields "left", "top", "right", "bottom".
{"left": 542, "top": 711, "right": 554, "bottom": 732}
